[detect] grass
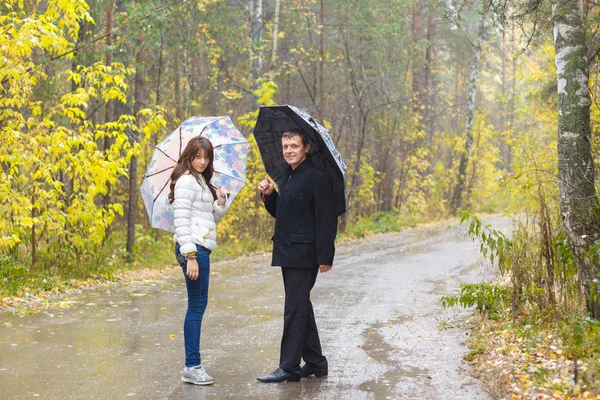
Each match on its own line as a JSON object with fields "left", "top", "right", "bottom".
{"left": 464, "top": 345, "right": 486, "bottom": 362}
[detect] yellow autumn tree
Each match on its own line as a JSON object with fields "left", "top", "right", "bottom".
{"left": 0, "top": 0, "right": 165, "bottom": 267}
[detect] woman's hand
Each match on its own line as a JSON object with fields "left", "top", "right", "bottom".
{"left": 216, "top": 186, "right": 230, "bottom": 207}
{"left": 258, "top": 176, "right": 274, "bottom": 196}
{"left": 186, "top": 258, "right": 199, "bottom": 280}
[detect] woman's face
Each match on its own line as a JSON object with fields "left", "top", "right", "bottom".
{"left": 191, "top": 149, "right": 210, "bottom": 173}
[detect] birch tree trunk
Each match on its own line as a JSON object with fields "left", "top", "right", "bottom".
{"left": 452, "top": 65, "right": 460, "bottom": 132}
{"left": 318, "top": 0, "right": 325, "bottom": 115}
{"left": 552, "top": 0, "right": 600, "bottom": 317}
{"left": 450, "top": 15, "right": 485, "bottom": 212}
{"left": 249, "top": 0, "right": 264, "bottom": 98}
{"left": 412, "top": 0, "right": 425, "bottom": 119}
{"left": 501, "top": 30, "right": 508, "bottom": 169}
{"left": 183, "top": 47, "right": 191, "bottom": 118}
{"left": 269, "top": 0, "right": 281, "bottom": 81}
{"left": 508, "top": 24, "right": 517, "bottom": 171}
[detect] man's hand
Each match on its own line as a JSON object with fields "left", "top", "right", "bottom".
{"left": 186, "top": 258, "right": 199, "bottom": 280}
{"left": 258, "top": 176, "right": 275, "bottom": 196}
{"left": 319, "top": 264, "right": 332, "bottom": 273}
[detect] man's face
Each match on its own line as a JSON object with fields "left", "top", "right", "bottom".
{"left": 282, "top": 135, "right": 310, "bottom": 169}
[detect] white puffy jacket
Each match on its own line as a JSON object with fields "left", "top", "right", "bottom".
{"left": 173, "top": 172, "right": 228, "bottom": 254}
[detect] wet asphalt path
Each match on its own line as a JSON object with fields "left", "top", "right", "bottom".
{"left": 1, "top": 218, "right": 508, "bottom": 399}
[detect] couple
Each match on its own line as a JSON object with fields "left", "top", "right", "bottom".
{"left": 170, "top": 129, "right": 338, "bottom": 385}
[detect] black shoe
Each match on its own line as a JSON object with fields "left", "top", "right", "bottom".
{"left": 257, "top": 368, "right": 301, "bottom": 383}
{"left": 300, "top": 363, "right": 328, "bottom": 378}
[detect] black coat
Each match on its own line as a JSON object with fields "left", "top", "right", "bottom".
{"left": 263, "top": 158, "right": 338, "bottom": 268}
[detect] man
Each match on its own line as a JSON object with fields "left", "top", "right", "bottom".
{"left": 257, "top": 129, "right": 338, "bottom": 383}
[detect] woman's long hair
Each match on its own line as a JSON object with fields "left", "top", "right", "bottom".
{"left": 168, "top": 136, "right": 218, "bottom": 203}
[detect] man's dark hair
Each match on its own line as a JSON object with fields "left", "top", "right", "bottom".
{"left": 282, "top": 129, "right": 309, "bottom": 147}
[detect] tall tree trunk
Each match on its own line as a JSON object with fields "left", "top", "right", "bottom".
{"left": 450, "top": 14, "right": 485, "bottom": 212}
{"left": 269, "top": 0, "right": 282, "bottom": 81}
{"left": 412, "top": 0, "right": 426, "bottom": 121}
{"left": 66, "top": 19, "right": 87, "bottom": 217}
{"left": 501, "top": 31, "right": 507, "bottom": 132}
{"left": 102, "top": 1, "right": 114, "bottom": 209}
{"left": 183, "top": 47, "right": 191, "bottom": 118}
{"left": 103, "top": 0, "right": 114, "bottom": 142}
{"left": 501, "top": 30, "right": 514, "bottom": 171}
{"left": 175, "top": 60, "right": 183, "bottom": 121}
{"left": 318, "top": 0, "right": 325, "bottom": 115}
{"left": 156, "top": 34, "right": 163, "bottom": 108}
{"left": 383, "top": 117, "right": 400, "bottom": 211}
{"left": 500, "top": 30, "right": 509, "bottom": 170}
{"left": 452, "top": 64, "right": 461, "bottom": 132}
{"left": 249, "top": 0, "right": 264, "bottom": 99}
{"left": 342, "top": 35, "right": 368, "bottom": 210}
{"left": 424, "top": 13, "right": 436, "bottom": 136}
{"left": 508, "top": 26, "right": 516, "bottom": 171}
{"left": 31, "top": 188, "right": 36, "bottom": 267}
{"left": 126, "top": 40, "right": 144, "bottom": 259}
{"left": 552, "top": 0, "right": 600, "bottom": 317}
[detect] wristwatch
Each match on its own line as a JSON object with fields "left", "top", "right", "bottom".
{"left": 185, "top": 252, "right": 197, "bottom": 260}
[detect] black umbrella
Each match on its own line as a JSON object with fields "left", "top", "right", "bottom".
{"left": 253, "top": 105, "right": 348, "bottom": 216}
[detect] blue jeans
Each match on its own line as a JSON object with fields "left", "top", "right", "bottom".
{"left": 175, "top": 243, "right": 211, "bottom": 367}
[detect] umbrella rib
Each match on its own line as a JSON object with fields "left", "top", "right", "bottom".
{"left": 144, "top": 165, "right": 174, "bottom": 179}
{"left": 153, "top": 179, "right": 171, "bottom": 203}
{"left": 156, "top": 147, "right": 178, "bottom": 163}
{"left": 198, "top": 116, "right": 226, "bottom": 138}
{"left": 179, "top": 127, "right": 182, "bottom": 157}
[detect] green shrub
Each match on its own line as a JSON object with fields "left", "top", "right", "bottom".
{"left": 0, "top": 255, "right": 31, "bottom": 296}
{"left": 441, "top": 282, "right": 509, "bottom": 319}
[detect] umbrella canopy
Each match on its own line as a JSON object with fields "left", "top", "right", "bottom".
{"left": 141, "top": 116, "right": 249, "bottom": 233}
{"left": 253, "top": 105, "right": 347, "bottom": 216}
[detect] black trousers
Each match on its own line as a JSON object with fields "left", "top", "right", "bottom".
{"left": 279, "top": 267, "right": 327, "bottom": 374}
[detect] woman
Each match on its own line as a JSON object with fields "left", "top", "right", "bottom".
{"left": 169, "top": 136, "right": 230, "bottom": 385}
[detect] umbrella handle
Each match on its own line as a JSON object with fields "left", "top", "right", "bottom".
{"left": 220, "top": 192, "right": 232, "bottom": 208}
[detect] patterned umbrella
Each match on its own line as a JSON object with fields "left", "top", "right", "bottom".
{"left": 140, "top": 116, "right": 249, "bottom": 233}
{"left": 253, "top": 105, "right": 347, "bottom": 216}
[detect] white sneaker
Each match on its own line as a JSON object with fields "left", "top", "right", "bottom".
{"left": 182, "top": 365, "right": 214, "bottom": 385}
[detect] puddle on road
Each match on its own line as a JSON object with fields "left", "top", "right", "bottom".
{"left": 425, "top": 277, "right": 448, "bottom": 295}
{"left": 357, "top": 318, "right": 431, "bottom": 399}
